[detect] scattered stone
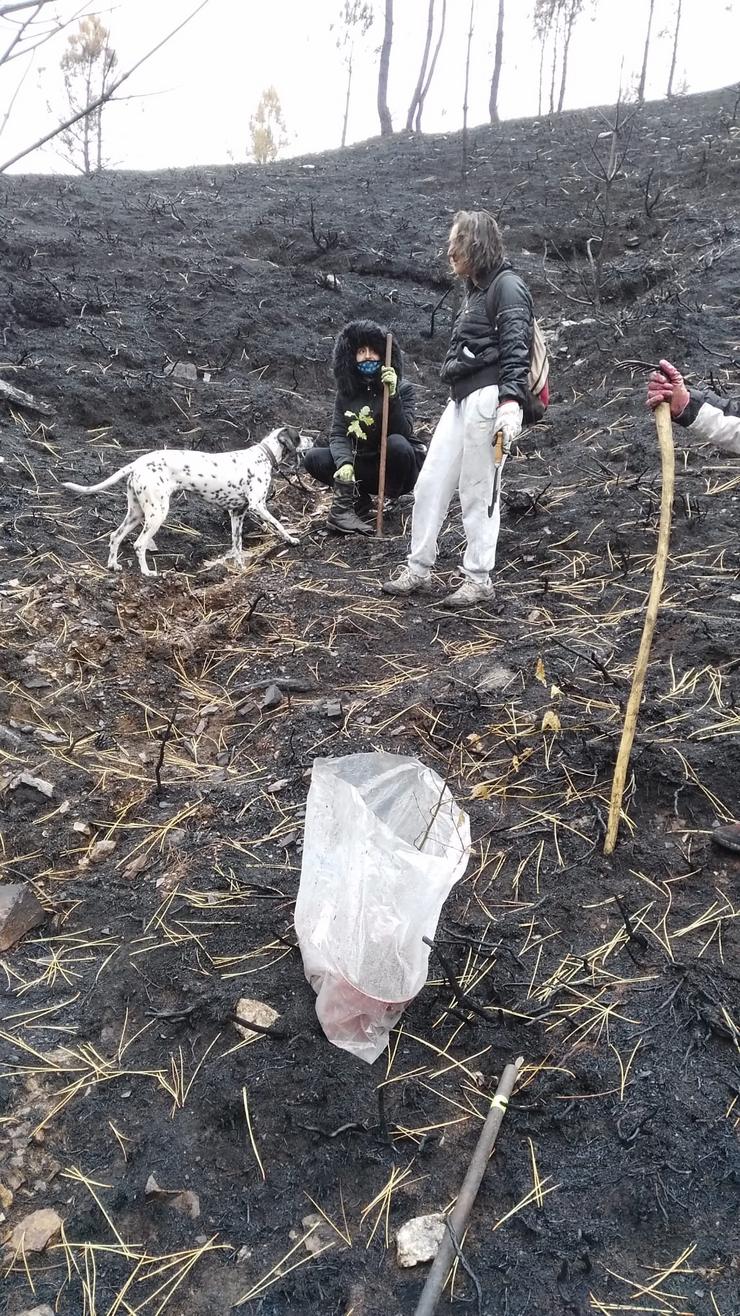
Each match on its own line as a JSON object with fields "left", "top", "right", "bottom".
{"left": 260, "top": 683, "right": 284, "bottom": 711}
{"left": 396, "top": 1213, "right": 446, "bottom": 1268}
{"left": 294, "top": 1212, "right": 339, "bottom": 1254}
{"left": 311, "top": 699, "right": 343, "bottom": 719}
{"left": 475, "top": 662, "right": 516, "bottom": 694}
{"left": 79, "top": 838, "right": 117, "bottom": 868}
{"left": 144, "top": 1174, "right": 200, "bottom": 1219}
{"left": 14, "top": 1306, "right": 55, "bottom": 1316}
{"left": 164, "top": 360, "right": 197, "bottom": 381}
{"left": 266, "top": 777, "right": 290, "bottom": 794}
{"left": 34, "top": 730, "right": 67, "bottom": 745}
{"left": 0, "top": 884, "right": 46, "bottom": 951}
{"left": 4, "top": 1207, "right": 62, "bottom": 1255}
{"left": 0, "top": 1181, "right": 13, "bottom": 1212}
{"left": 8, "top": 772, "right": 54, "bottom": 798}
{"left": 234, "top": 997, "right": 280, "bottom": 1041}
{"left": 122, "top": 853, "right": 150, "bottom": 880}
{"left": 72, "top": 820, "right": 92, "bottom": 835}
{"left": 0, "top": 725, "right": 23, "bottom": 748}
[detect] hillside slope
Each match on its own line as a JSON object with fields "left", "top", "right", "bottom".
{"left": 1, "top": 88, "right": 739, "bottom": 1316}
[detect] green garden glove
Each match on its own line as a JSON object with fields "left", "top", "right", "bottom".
{"left": 380, "top": 365, "right": 397, "bottom": 397}
{"left": 335, "top": 463, "right": 355, "bottom": 482}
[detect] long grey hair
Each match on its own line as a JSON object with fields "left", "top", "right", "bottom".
{"left": 449, "top": 210, "right": 505, "bottom": 283}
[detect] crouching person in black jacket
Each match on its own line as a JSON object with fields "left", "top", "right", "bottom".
{"left": 303, "top": 319, "right": 424, "bottom": 535}
{"left": 383, "top": 211, "right": 533, "bottom": 609}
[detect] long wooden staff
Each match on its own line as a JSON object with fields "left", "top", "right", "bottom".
{"left": 413, "top": 1057, "right": 524, "bottom": 1316}
{"left": 375, "top": 332, "right": 394, "bottom": 536}
{"left": 604, "top": 401, "right": 675, "bottom": 854}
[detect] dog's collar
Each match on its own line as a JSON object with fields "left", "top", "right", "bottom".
{"left": 258, "top": 439, "right": 280, "bottom": 469}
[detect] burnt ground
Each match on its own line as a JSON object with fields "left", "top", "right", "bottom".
{"left": 1, "top": 86, "right": 739, "bottom": 1316}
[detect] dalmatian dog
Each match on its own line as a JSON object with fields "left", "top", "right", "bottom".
{"left": 61, "top": 426, "right": 313, "bottom": 575}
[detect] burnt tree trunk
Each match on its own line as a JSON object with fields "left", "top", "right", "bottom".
{"left": 341, "top": 48, "right": 353, "bottom": 147}
{"left": 414, "top": 0, "right": 446, "bottom": 132}
{"left": 666, "top": 0, "right": 682, "bottom": 98}
{"left": 461, "top": 0, "right": 475, "bottom": 187}
{"left": 489, "top": 0, "right": 505, "bottom": 124}
{"left": 637, "top": 0, "right": 656, "bottom": 103}
{"left": 548, "top": 12, "right": 559, "bottom": 116}
{"left": 557, "top": 11, "right": 575, "bottom": 113}
{"left": 377, "top": 0, "right": 393, "bottom": 137}
{"left": 406, "top": 0, "right": 435, "bottom": 131}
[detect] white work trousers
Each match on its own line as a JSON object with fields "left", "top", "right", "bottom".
{"left": 407, "top": 385, "right": 505, "bottom": 586}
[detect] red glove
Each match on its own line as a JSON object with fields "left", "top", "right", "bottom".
{"left": 646, "top": 359, "right": 690, "bottom": 418}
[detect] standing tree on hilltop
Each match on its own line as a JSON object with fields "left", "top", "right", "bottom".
{"left": 534, "top": 0, "right": 553, "bottom": 115}
{"left": 666, "top": 0, "right": 683, "bottom": 98}
{"left": 59, "top": 15, "right": 117, "bottom": 173}
{"left": 335, "top": 0, "right": 373, "bottom": 148}
{"left": 376, "top": 0, "right": 393, "bottom": 136}
{"left": 249, "top": 86, "right": 288, "bottom": 164}
{"left": 637, "top": 0, "right": 656, "bottom": 102}
{"left": 489, "top": 0, "right": 505, "bottom": 123}
{"left": 406, "top": 0, "right": 435, "bottom": 130}
{"left": 534, "top": 0, "right": 588, "bottom": 116}
{"left": 406, "top": 0, "right": 446, "bottom": 133}
{"left": 556, "top": 0, "right": 586, "bottom": 113}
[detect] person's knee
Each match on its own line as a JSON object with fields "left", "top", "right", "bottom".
{"left": 385, "top": 434, "right": 417, "bottom": 493}
{"left": 303, "top": 446, "right": 334, "bottom": 486}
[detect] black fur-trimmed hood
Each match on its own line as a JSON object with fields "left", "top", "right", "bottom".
{"left": 331, "top": 319, "right": 403, "bottom": 395}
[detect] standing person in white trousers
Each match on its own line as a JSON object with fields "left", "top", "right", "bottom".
{"left": 383, "top": 210, "right": 535, "bottom": 609}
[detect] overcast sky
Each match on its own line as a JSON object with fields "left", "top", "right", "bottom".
{"left": 0, "top": 0, "right": 738, "bottom": 173}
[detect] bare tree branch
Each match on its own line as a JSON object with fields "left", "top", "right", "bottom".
{"left": 0, "top": 0, "right": 212, "bottom": 172}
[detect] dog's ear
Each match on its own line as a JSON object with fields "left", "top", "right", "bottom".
{"left": 282, "top": 424, "right": 300, "bottom": 448}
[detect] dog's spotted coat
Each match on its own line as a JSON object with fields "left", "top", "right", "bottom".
{"left": 62, "top": 427, "right": 313, "bottom": 575}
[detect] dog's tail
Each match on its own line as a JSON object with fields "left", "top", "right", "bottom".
{"left": 61, "top": 463, "right": 134, "bottom": 495}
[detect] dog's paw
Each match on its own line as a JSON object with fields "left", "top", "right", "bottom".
{"left": 286, "top": 534, "right": 300, "bottom": 546}
{"left": 108, "top": 561, "right": 123, "bottom": 572}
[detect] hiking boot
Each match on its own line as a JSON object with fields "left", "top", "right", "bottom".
{"left": 440, "top": 578, "right": 495, "bottom": 610}
{"left": 381, "top": 565, "right": 432, "bottom": 596}
{"left": 711, "top": 823, "right": 740, "bottom": 855}
{"left": 355, "top": 490, "right": 374, "bottom": 522}
{"left": 327, "top": 479, "right": 374, "bottom": 536}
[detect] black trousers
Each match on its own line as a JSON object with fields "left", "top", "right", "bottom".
{"left": 303, "top": 434, "right": 422, "bottom": 498}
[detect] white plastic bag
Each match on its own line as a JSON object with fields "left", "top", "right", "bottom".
{"left": 295, "top": 752, "right": 471, "bottom": 1063}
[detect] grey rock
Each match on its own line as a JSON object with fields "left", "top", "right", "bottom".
{"left": 396, "top": 1213, "right": 445, "bottom": 1267}
{"left": 0, "top": 884, "right": 46, "bottom": 951}
{"left": 164, "top": 361, "right": 198, "bottom": 381}
{"left": 260, "top": 683, "right": 284, "bottom": 711}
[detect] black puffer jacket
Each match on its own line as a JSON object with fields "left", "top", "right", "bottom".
{"left": 440, "top": 261, "right": 533, "bottom": 405}
{"left": 329, "top": 319, "right": 419, "bottom": 468}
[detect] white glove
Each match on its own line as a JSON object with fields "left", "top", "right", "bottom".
{"left": 494, "top": 400, "right": 523, "bottom": 454}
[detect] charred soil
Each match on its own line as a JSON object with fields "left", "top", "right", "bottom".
{"left": 1, "top": 88, "right": 739, "bottom": 1315}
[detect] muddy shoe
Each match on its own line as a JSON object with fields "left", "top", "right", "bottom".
{"left": 327, "top": 479, "right": 374, "bottom": 535}
{"left": 441, "top": 579, "right": 494, "bottom": 609}
{"left": 382, "top": 565, "right": 432, "bottom": 596}
{"left": 711, "top": 823, "right": 740, "bottom": 855}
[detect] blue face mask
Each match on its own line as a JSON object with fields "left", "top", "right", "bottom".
{"left": 357, "top": 359, "right": 381, "bottom": 378}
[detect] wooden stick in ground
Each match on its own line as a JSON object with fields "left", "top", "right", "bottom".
{"left": 375, "top": 332, "right": 394, "bottom": 536}
{"left": 413, "top": 1056, "right": 524, "bottom": 1316}
{"left": 604, "top": 400, "right": 675, "bottom": 854}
